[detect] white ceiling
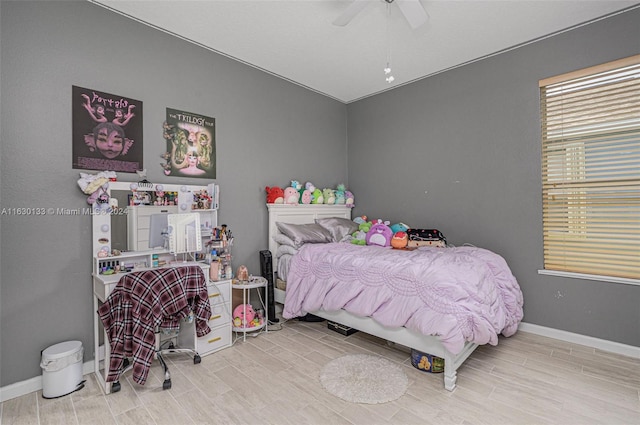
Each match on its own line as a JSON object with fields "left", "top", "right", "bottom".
{"left": 92, "top": 0, "right": 639, "bottom": 103}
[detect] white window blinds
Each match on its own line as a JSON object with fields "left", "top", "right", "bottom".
{"left": 539, "top": 55, "right": 640, "bottom": 281}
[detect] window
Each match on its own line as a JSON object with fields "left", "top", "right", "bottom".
{"left": 539, "top": 55, "right": 640, "bottom": 281}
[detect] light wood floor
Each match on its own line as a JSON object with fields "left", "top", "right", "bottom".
{"left": 2, "top": 319, "right": 639, "bottom": 425}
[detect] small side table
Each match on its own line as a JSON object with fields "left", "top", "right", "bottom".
{"left": 231, "top": 276, "right": 268, "bottom": 343}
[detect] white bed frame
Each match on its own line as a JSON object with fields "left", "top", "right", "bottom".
{"left": 267, "top": 203, "right": 478, "bottom": 391}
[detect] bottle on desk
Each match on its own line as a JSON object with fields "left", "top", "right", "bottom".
{"left": 210, "top": 250, "right": 219, "bottom": 281}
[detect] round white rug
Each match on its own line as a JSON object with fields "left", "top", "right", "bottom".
{"left": 319, "top": 354, "right": 409, "bottom": 404}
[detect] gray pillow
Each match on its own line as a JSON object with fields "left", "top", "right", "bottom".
{"left": 275, "top": 222, "right": 333, "bottom": 247}
{"left": 315, "top": 217, "right": 359, "bottom": 242}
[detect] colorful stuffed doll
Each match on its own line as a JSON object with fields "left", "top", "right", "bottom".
{"left": 283, "top": 187, "right": 300, "bottom": 204}
{"left": 233, "top": 304, "right": 255, "bottom": 328}
{"left": 322, "top": 188, "right": 336, "bottom": 205}
{"left": 265, "top": 186, "right": 284, "bottom": 204}
{"left": 366, "top": 219, "right": 393, "bottom": 247}
{"left": 311, "top": 188, "right": 324, "bottom": 204}
{"left": 299, "top": 187, "right": 312, "bottom": 204}
{"left": 335, "top": 184, "right": 346, "bottom": 205}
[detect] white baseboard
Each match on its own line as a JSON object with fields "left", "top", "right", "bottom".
{"left": 0, "top": 361, "right": 95, "bottom": 403}
{"left": 518, "top": 322, "right": 640, "bottom": 359}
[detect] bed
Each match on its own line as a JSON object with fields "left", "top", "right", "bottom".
{"left": 267, "top": 203, "right": 524, "bottom": 391}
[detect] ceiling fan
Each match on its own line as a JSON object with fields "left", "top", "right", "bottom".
{"left": 333, "top": 0, "right": 429, "bottom": 30}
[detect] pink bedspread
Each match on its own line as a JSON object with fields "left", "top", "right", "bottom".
{"left": 283, "top": 243, "right": 524, "bottom": 354}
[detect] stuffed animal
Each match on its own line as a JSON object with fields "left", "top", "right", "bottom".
{"left": 391, "top": 231, "right": 408, "bottom": 249}
{"left": 265, "top": 186, "right": 284, "bottom": 204}
{"left": 366, "top": 219, "right": 393, "bottom": 247}
{"left": 311, "top": 188, "right": 324, "bottom": 204}
{"left": 322, "top": 188, "right": 336, "bottom": 205}
{"left": 283, "top": 187, "right": 300, "bottom": 204}
{"left": 305, "top": 182, "right": 316, "bottom": 192}
{"left": 233, "top": 304, "right": 256, "bottom": 328}
{"left": 299, "top": 187, "right": 312, "bottom": 204}
{"left": 351, "top": 221, "right": 372, "bottom": 245}
{"left": 390, "top": 222, "right": 410, "bottom": 234}
{"left": 353, "top": 215, "right": 368, "bottom": 225}
{"left": 290, "top": 180, "right": 302, "bottom": 191}
{"left": 77, "top": 171, "right": 116, "bottom": 207}
{"left": 335, "top": 184, "right": 346, "bottom": 205}
{"left": 345, "top": 190, "right": 355, "bottom": 208}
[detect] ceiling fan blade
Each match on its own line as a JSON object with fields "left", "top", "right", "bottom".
{"left": 396, "top": 0, "right": 428, "bottom": 29}
{"left": 332, "top": 0, "right": 370, "bottom": 26}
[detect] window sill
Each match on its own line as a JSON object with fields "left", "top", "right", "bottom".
{"left": 538, "top": 270, "right": 640, "bottom": 287}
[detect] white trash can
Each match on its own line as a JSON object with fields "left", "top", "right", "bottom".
{"left": 40, "top": 340, "right": 84, "bottom": 398}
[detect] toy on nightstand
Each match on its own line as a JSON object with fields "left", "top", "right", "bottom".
{"left": 233, "top": 304, "right": 256, "bottom": 328}
{"left": 236, "top": 265, "right": 249, "bottom": 282}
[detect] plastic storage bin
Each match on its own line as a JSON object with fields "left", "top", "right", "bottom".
{"left": 40, "top": 340, "right": 84, "bottom": 398}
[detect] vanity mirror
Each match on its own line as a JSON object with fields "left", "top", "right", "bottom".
{"left": 92, "top": 181, "right": 218, "bottom": 257}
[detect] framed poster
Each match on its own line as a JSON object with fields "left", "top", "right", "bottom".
{"left": 162, "top": 108, "right": 216, "bottom": 179}
{"left": 72, "top": 86, "right": 143, "bottom": 173}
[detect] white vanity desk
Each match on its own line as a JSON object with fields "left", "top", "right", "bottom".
{"left": 91, "top": 181, "right": 231, "bottom": 394}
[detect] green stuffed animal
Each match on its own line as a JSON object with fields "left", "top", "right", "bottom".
{"left": 311, "top": 188, "right": 324, "bottom": 204}
{"left": 351, "top": 221, "right": 372, "bottom": 245}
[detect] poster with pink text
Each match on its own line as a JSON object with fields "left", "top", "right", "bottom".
{"left": 72, "top": 86, "right": 143, "bottom": 173}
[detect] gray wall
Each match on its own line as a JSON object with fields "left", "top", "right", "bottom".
{"left": 1, "top": 1, "right": 638, "bottom": 389}
{"left": 347, "top": 8, "right": 640, "bottom": 347}
{"left": 0, "top": 1, "right": 347, "bottom": 386}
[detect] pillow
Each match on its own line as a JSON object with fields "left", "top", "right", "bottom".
{"left": 275, "top": 222, "right": 333, "bottom": 247}
{"left": 274, "top": 233, "right": 296, "bottom": 248}
{"left": 315, "top": 217, "right": 359, "bottom": 242}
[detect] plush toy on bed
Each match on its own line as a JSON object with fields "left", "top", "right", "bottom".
{"left": 351, "top": 221, "right": 372, "bottom": 245}
{"left": 353, "top": 215, "right": 368, "bottom": 225}
{"left": 391, "top": 231, "right": 409, "bottom": 249}
{"left": 265, "top": 186, "right": 284, "bottom": 204}
{"left": 390, "top": 222, "right": 410, "bottom": 233}
{"left": 322, "top": 188, "right": 336, "bottom": 205}
{"left": 366, "top": 219, "right": 393, "bottom": 247}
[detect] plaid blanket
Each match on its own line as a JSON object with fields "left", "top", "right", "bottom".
{"left": 98, "top": 265, "right": 211, "bottom": 385}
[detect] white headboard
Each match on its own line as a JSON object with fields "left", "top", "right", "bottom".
{"left": 266, "top": 204, "right": 352, "bottom": 274}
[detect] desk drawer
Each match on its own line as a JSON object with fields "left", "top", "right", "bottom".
{"left": 207, "top": 281, "right": 230, "bottom": 305}
{"left": 197, "top": 325, "right": 231, "bottom": 356}
{"left": 208, "top": 302, "right": 231, "bottom": 327}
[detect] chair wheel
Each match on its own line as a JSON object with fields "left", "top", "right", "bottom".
{"left": 111, "top": 381, "right": 121, "bottom": 393}
{"left": 193, "top": 355, "right": 201, "bottom": 364}
{"left": 163, "top": 379, "right": 171, "bottom": 390}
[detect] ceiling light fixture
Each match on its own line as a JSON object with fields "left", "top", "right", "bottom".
{"left": 384, "top": 0, "right": 395, "bottom": 84}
